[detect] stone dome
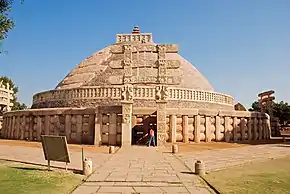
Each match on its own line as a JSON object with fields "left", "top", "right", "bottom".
{"left": 55, "top": 43, "right": 213, "bottom": 92}
{"left": 32, "top": 27, "right": 234, "bottom": 110}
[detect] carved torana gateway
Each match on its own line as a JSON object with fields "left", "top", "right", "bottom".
{"left": 1, "top": 27, "right": 271, "bottom": 146}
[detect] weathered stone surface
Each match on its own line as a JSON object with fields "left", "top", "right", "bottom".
{"left": 31, "top": 27, "right": 236, "bottom": 110}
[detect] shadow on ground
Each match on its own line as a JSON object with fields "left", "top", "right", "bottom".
{"left": 10, "top": 166, "right": 83, "bottom": 174}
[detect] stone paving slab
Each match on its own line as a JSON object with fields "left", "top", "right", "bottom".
{"left": 174, "top": 143, "right": 290, "bottom": 173}
{"left": 75, "top": 146, "right": 211, "bottom": 194}
{"left": 2, "top": 142, "right": 289, "bottom": 193}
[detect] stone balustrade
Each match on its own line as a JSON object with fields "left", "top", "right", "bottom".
{"left": 165, "top": 109, "right": 270, "bottom": 143}
{"left": 2, "top": 106, "right": 269, "bottom": 145}
{"left": 32, "top": 86, "right": 234, "bottom": 107}
{"left": 1, "top": 107, "right": 123, "bottom": 145}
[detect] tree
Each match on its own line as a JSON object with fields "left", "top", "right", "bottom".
{"left": 248, "top": 101, "right": 260, "bottom": 112}
{"left": 0, "top": 0, "right": 14, "bottom": 40}
{"left": 272, "top": 101, "right": 290, "bottom": 125}
{"left": 0, "top": 76, "right": 27, "bottom": 110}
{"left": 0, "top": 0, "right": 23, "bottom": 53}
{"left": 249, "top": 100, "right": 290, "bottom": 125}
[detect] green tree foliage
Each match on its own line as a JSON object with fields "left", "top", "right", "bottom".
{"left": 0, "top": 0, "right": 14, "bottom": 40}
{"left": 248, "top": 101, "right": 260, "bottom": 112}
{"left": 0, "top": 76, "right": 27, "bottom": 110}
{"left": 0, "top": 0, "right": 23, "bottom": 53}
{"left": 249, "top": 100, "right": 290, "bottom": 125}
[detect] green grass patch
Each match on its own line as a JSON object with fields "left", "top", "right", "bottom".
{"left": 0, "top": 161, "right": 83, "bottom": 194}
{"left": 205, "top": 156, "right": 290, "bottom": 194}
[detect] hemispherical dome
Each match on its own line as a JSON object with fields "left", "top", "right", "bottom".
{"left": 55, "top": 44, "right": 213, "bottom": 92}
{"left": 32, "top": 27, "right": 234, "bottom": 110}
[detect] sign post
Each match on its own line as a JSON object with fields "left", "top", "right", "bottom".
{"left": 41, "top": 135, "right": 71, "bottom": 171}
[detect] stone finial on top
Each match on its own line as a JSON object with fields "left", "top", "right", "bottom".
{"left": 132, "top": 26, "right": 140, "bottom": 34}
{"left": 116, "top": 26, "right": 153, "bottom": 44}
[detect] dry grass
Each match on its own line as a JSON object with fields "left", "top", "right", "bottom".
{"left": 205, "top": 156, "right": 290, "bottom": 194}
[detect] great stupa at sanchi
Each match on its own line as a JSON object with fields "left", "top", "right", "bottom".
{"left": 1, "top": 27, "right": 271, "bottom": 146}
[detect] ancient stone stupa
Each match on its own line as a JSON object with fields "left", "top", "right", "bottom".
{"left": 4, "top": 27, "right": 271, "bottom": 147}
{"left": 32, "top": 26, "right": 234, "bottom": 110}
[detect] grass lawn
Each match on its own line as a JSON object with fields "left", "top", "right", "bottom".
{"left": 205, "top": 156, "right": 290, "bottom": 194}
{"left": 0, "top": 161, "right": 83, "bottom": 194}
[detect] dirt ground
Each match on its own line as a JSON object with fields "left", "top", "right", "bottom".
{"left": 0, "top": 139, "right": 116, "bottom": 153}
{"left": 163, "top": 139, "right": 284, "bottom": 153}
{"left": 0, "top": 139, "right": 284, "bottom": 154}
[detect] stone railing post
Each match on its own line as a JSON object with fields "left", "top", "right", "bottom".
{"left": 240, "top": 118, "right": 246, "bottom": 141}
{"left": 253, "top": 117, "right": 258, "bottom": 140}
{"left": 36, "top": 116, "right": 42, "bottom": 141}
{"left": 258, "top": 118, "right": 263, "bottom": 140}
{"left": 205, "top": 116, "right": 211, "bottom": 142}
{"left": 109, "top": 113, "right": 117, "bottom": 146}
{"left": 182, "top": 115, "right": 189, "bottom": 143}
{"left": 215, "top": 116, "right": 221, "bottom": 141}
{"left": 233, "top": 117, "right": 238, "bottom": 142}
{"left": 224, "top": 116, "right": 230, "bottom": 142}
{"left": 65, "top": 114, "right": 72, "bottom": 142}
{"left": 169, "top": 115, "right": 177, "bottom": 143}
{"left": 121, "top": 102, "right": 133, "bottom": 147}
{"left": 94, "top": 107, "right": 102, "bottom": 146}
{"left": 156, "top": 100, "right": 167, "bottom": 146}
{"left": 264, "top": 113, "right": 271, "bottom": 139}
{"left": 247, "top": 118, "right": 252, "bottom": 141}
{"left": 194, "top": 115, "right": 200, "bottom": 143}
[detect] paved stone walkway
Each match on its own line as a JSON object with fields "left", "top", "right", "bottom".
{"left": 1, "top": 143, "right": 290, "bottom": 193}
{"left": 72, "top": 147, "right": 211, "bottom": 194}
{"left": 175, "top": 143, "right": 290, "bottom": 172}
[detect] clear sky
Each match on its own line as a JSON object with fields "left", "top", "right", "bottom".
{"left": 1, "top": 0, "right": 289, "bottom": 108}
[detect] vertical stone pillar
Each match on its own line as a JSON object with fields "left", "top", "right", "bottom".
{"left": 156, "top": 100, "right": 167, "bottom": 146}
{"left": 109, "top": 113, "right": 117, "bottom": 146}
{"left": 194, "top": 115, "right": 200, "bottom": 143}
{"left": 37, "top": 116, "right": 42, "bottom": 141}
{"left": 215, "top": 116, "right": 221, "bottom": 141}
{"left": 240, "top": 118, "right": 246, "bottom": 141}
{"left": 94, "top": 108, "right": 102, "bottom": 146}
{"left": 253, "top": 117, "right": 258, "bottom": 140}
{"left": 121, "top": 102, "right": 133, "bottom": 147}
{"left": 10, "top": 116, "right": 15, "bottom": 139}
{"left": 20, "top": 116, "right": 25, "bottom": 139}
{"left": 205, "top": 116, "right": 211, "bottom": 142}
{"left": 258, "top": 118, "right": 263, "bottom": 140}
{"left": 28, "top": 116, "right": 33, "bottom": 141}
{"left": 248, "top": 118, "right": 252, "bottom": 141}
{"left": 65, "top": 114, "right": 72, "bottom": 142}
{"left": 233, "top": 117, "right": 238, "bottom": 142}
{"left": 169, "top": 115, "right": 176, "bottom": 143}
{"left": 265, "top": 114, "right": 271, "bottom": 139}
{"left": 76, "top": 115, "right": 83, "bottom": 144}
{"left": 182, "top": 115, "right": 189, "bottom": 143}
{"left": 44, "top": 115, "right": 50, "bottom": 135}
{"left": 15, "top": 116, "right": 20, "bottom": 139}
{"left": 224, "top": 116, "right": 230, "bottom": 142}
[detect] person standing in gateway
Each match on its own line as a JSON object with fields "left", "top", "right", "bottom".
{"left": 148, "top": 127, "right": 156, "bottom": 147}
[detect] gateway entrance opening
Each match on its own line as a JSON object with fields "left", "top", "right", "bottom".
{"left": 131, "top": 115, "right": 157, "bottom": 146}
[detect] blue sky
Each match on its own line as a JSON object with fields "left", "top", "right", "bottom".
{"left": 1, "top": 0, "right": 289, "bottom": 108}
